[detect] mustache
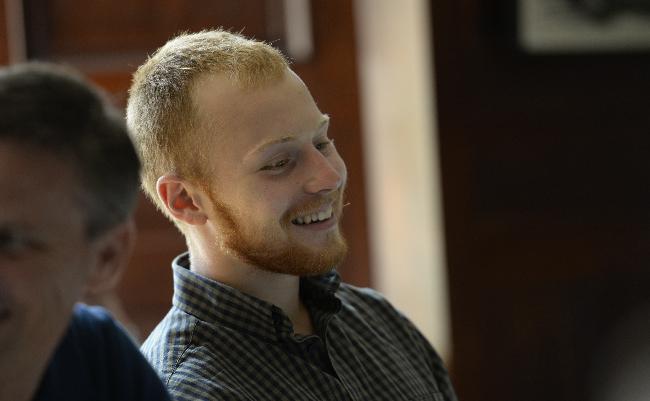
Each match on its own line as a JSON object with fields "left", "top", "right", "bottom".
{"left": 284, "top": 188, "right": 345, "bottom": 221}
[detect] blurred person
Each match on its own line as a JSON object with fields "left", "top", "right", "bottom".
{"left": 0, "top": 63, "right": 171, "bottom": 401}
{"left": 128, "top": 30, "right": 457, "bottom": 401}
{"left": 591, "top": 302, "right": 650, "bottom": 401}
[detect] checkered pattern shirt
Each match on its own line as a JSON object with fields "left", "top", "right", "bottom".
{"left": 142, "top": 253, "right": 457, "bottom": 401}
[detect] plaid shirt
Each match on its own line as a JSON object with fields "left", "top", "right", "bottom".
{"left": 142, "top": 253, "right": 457, "bottom": 401}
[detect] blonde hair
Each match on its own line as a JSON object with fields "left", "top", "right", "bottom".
{"left": 126, "top": 30, "right": 288, "bottom": 220}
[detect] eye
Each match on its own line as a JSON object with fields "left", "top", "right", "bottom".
{"left": 260, "top": 159, "right": 291, "bottom": 171}
{"left": 315, "top": 139, "right": 333, "bottom": 153}
{"left": 0, "top": 229, "right": 30, "bottom": 255}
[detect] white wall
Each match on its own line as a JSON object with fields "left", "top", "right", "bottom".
{"left": 354, "top": 0, "right": 452, "bottom": 358}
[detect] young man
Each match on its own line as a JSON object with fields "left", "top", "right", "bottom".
{"left": 0, "top": 63, "right": 170, "bottom": 401}
{"left": 128, "top": 30, "right": 457, "bottom": 401}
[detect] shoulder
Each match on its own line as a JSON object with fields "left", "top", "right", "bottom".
{"left": 66, "top": 304, "right": 132, "bottom": 354}
{"left": 335, "top": 283, "right": 408, "bottom": 326}
{"left": 336, "top": 283, "right": 441, "bottom": 347}
{"left": 141, "top": 306, "right": 205, "bottom": 383}
{"left": 142, "top": 311, "right": 254, "bottom": 401}
{"left": 70, "top": 303, "right": 115, "bottom": 331}
{"left": 69, "top": 304, "right": 148, "bottom": 360}
{"left": 333, "top": 285, "right": 457, "bottom": 400}
{"left": 334, "top": 284, "right": 429, "bottom": 353}
{"left": 336, "top": 282, "right": 393, "bottom": 309}
{"left": 39, "top": 304, "right": 170, "bottom": 401}
{"left": 72, "top": 304, "right": 171, "bottom": 400}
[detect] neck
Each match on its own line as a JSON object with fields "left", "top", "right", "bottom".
{"left": 0, "top": 342, "right": 54, "bottom": 401}
{"left": 188, "top": 241, "right": 314, "bottom": 335}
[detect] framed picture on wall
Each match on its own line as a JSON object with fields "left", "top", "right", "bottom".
{"left": 518, "top": 0, "right": 650, "bottom": 53}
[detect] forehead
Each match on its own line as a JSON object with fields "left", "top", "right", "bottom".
{"left": 0, "top": 142, "right": 83, "bottom": 227}
{"left": 192, "top": 69, "right": 325, "bottom": 156}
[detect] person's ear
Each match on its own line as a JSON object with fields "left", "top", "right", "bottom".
{"left": 84, "top": 219, "right": 136, "bottom": 296}
{"left": 156, "top": 174, "right": 208, "bottom": 225}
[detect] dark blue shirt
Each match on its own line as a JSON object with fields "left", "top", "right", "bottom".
{"left": 34, "top": 304, "right": 170, "bottom": 401}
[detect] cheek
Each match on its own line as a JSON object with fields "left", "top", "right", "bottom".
{"left": 42, "top": 242, "right": 92, "bottom": 305}
{"left": 0, "top": 268, "right": 31, "bottom": 308}
{"left": 51, "top": 257, "right": 87, "bottom": 291}
{"left": 332, "top": 153, "right": 348, "bottom": 183}
{"left": 1, "top": 259, "right": 77, "bottom": 316}
{"left": 245, "top": 185, "right": 292, "bottom": 221}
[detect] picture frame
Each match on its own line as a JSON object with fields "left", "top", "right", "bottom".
{"left": 518, "top": 0, "right": 650, "bottom": 53}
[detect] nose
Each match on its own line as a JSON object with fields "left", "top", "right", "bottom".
{"left": 302, "top": 148, "right": 345, "bottom": 195}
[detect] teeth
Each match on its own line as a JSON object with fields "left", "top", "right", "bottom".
{"left": 293, "top": 205, "right": 333, "bottom": 225}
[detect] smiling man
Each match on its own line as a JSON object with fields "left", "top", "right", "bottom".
{"left": 0, "top": 63, "right": 170, "bottom": 401}
{"left": 128, "top": 30, "right": 457, "bottom": 401}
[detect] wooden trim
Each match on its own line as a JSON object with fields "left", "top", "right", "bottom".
{"left": 3, "top": 0, "right": 26, "bottom": 63}
{"left": 0, "top": 0, "right": 9, "bottom": 64}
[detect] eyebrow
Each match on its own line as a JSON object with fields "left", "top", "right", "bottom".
{"left": 246, "top": 115, "right": 330, "bottom": 159}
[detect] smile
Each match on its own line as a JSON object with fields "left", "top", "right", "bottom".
{"left": 291, "top": 205, "right": 333, "bottom": 225}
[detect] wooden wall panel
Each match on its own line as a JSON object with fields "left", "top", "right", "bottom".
{"left": 24, "top": 0, "right": 267, "bottom": 63}
{"left": 0, "top": 0, "right": 9, "bottom": 64}
{"left": 432, "top": 1, "right": 650, "bottom": 400}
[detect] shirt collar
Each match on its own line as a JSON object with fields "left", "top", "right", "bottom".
{"left": 171, "top": 252, "right": 342, "bottom": 342}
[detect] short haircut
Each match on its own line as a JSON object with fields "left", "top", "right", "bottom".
{"left": 0, "top": 62, "right": 140, "bottom": 239}
{"left": 126, "top": 29, "right": 288, "bottom": 220}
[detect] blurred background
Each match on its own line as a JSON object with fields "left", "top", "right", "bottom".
{"left": 2, "top": 1, "right": 649, "bottom": 400}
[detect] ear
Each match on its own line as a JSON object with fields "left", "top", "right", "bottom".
{"left": 156, "top": 174, "right": 208, "bottom": 225}
{"left": 83, "top": 219, "right": 136, "bottom": 296}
